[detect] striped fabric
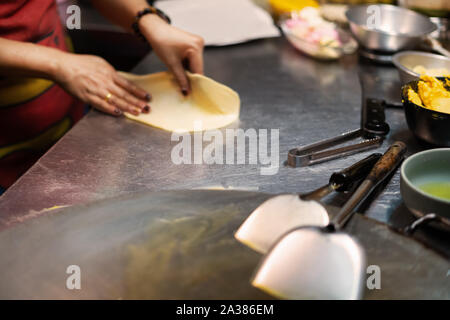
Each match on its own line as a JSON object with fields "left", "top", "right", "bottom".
{"left": 0, "top": 0, "right": 85, "bottom": 192}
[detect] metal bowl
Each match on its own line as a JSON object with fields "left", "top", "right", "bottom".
{"left": 346, "top": 4, "right": 437, "bottom": 52}
{"left": 401, "top": 78, "right": 450, "bottom": 146}
{"left": 393, "top": 51, "right": 450, "bottom": 85}
{"left": 401, "top": 148, "right": 450, "bottom": 222}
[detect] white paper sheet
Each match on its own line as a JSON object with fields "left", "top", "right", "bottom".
{"left": 155, "top": 0, "right": 280, "bottom": 46}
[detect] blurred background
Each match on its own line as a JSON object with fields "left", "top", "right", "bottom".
{"left": 56, "top": 0, "right": 449, "bottom": 70}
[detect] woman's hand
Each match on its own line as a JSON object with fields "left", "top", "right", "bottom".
{"left": 140, "top": 15, "right": 204, "bottom": 95}
{"left": 53, "top": 53, "right": 151, "bottom": 116}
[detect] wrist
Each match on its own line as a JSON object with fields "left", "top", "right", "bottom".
{"left": 134, "top": 7, "right": 170, "bottom": 43}
{"left": 139, "top": 14, "right": 166, "bottom": 43}
{"left": 46, "top": 50, "right": 70, "bottom": 82}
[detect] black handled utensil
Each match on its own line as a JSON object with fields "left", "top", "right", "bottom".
{"left": 288, "top": 70, "right": 390, "bottom": 167}
{"left": 253, "top": 142, "right": 407, "bottom": 299}
{"left": 301, "top": 153, "right": 382, "bottom": 200}
{"left": 235, "top": 153, "right": 382, "bottom": 254}
{"left": 287, "top": 98, "right": 389, "bottom": 167}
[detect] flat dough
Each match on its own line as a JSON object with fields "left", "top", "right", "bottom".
{"left": 120, "top": 72, "right": 240, "bottom": 132}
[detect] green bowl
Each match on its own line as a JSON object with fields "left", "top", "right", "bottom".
{"left": 400, "top": 148, "right": 450, "bottom": 222}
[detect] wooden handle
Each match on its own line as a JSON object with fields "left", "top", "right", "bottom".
{"left": 332, "top": 141, "right": 407, "bottom": 229}
{"left": 366, "top": 141, "right": 407, "bottom": 185}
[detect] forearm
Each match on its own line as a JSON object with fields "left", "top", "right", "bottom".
{"left": 0, "top": 37, "right": 64, "bottom": 79}
{"left": 90, "top": 0, "right": 162, "bottom": 34}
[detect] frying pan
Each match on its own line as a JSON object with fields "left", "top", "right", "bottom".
{"left": 0, "top": 190, "right": 448, "bottom": 299}
{"left": 401, "top": 77, "right": 450, "bottom": 146}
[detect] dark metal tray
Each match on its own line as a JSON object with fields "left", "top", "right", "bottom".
{"left": 0, "top": 190, "right": 448, "bottom": 299}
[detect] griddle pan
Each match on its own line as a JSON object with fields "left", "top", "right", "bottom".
{"left": 0, "top": 190, "right": 448, "bottom": 299}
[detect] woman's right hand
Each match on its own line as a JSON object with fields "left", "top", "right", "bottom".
{"left": 53, "top": 53, "right": 151, "bottom": 116}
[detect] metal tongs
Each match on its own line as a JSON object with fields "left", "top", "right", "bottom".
{"left": 287, "top": 70, "right": 391, "bottom": 167}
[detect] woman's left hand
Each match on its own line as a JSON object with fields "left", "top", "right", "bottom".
{"left": 139, "top": 14, "right": 205, "bottom": 96}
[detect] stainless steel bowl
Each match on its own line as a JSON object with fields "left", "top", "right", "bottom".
{"left": 393, "top": 51, "right": 450, "bottom": 85}
{"left": 346, "top": 4, "right": 437, "bottom": 52}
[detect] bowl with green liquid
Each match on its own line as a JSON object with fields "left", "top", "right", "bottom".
{"left": 401, "top": 148, "right": 450, "bottom": 222}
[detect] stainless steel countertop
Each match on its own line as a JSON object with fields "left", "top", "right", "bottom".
{"left": 0, "top": 38, "right": 437, "bottom": 234}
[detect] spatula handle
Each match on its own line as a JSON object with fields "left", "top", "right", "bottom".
{"left": 332, "top": 141, "right": 407, "bottom": 229}
{"left": 330, "top": 153, "right": 382, "bottom": 192}
{"left": 300, "top": 153, "right": 383, "bottom": 201}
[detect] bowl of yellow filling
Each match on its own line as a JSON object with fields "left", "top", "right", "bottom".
{"left": 401, "top": 148, "right": 450, "bottom": 223}
{"left": 401, "top": 75, "right": 450, "bottom": 146}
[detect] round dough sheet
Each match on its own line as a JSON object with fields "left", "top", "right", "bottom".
{"left": 120, "top": 72, "right": 240, "bottom": 132}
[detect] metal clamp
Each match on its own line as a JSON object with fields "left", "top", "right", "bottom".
{"left": 287, "top": 129, "right": 383, "bottom": 167}
{"left": 287, "top": 97, "right": 390, "bottom": 168}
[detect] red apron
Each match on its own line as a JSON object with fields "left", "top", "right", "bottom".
{"left": 0, "top": 0, "right": 85, "bottom": 193}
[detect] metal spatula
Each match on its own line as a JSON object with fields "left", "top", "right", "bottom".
{"left": 252, "top": 142, "right": 406, "bottom": 300}
{"left": 235, "top": 153, "right": 382, "bottom": 254}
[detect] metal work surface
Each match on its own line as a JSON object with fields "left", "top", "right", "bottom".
{"left": 0, "top": 190, "right": 448, "bottom": 299}
{"left": 0, "top": 38, "right": 444, "bottom": 242}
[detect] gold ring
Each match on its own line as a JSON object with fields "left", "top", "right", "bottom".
{"left": 105, "top": 92, "right": 113, "bottom": 102}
